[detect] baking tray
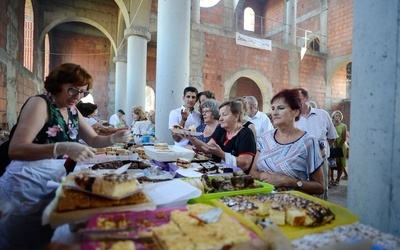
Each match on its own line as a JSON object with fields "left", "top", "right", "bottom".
{"left": 209, "top": 191, "right": 359, "bottom": 240}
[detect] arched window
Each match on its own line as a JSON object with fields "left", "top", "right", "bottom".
{"left": 244, "top": 7, "right": 255, "bottom": 32}
{"left": 145, "top": 86, "right": 155, "bottom": 112}
{"left": 24, "top": 0, "right": 34, "bottom": 71}
{"left": 308, "top": 38, "right": 320, "bottom": 52}
{"left": 44, "top": 34, "right": 50, "bottom": 78}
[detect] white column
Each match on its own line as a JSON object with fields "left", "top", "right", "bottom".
{"left": 113, "top": 55, "right": 127, "bottom": 114}
{"left": 350, "top": 0, "right": 400, "bottom": 237}
{"left": 191, "top": 0, "right": 200, "bottom": 23}
{"left": 156, "top": 0, "right": 191, "bottom": 144}
{"left": 124, "top": 27, "right": 151, "bottom": 127}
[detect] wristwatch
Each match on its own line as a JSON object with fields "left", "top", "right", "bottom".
{"left": 296, "top": 180, "right": 303, "bottom": 189}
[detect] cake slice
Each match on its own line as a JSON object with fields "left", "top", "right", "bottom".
{"left": 269, "top": 202, "right": 286, "bottom": 226}
{"left": 74, "top": 172, "right": 140, "bottom": 199}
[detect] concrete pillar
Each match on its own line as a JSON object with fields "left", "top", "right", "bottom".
{"left": 124, "top": 27, "right": 151, "bottom": 127}
{"left": 155, "top": 0, "right": 191, "bottom": 144}
{"left": 285, "top": 0, "right": 296, "bottom": 45}
{"left": 113, "top": 55, "right": 127, "bottom": 115}
{"left": 191, "top": 0, "right": 200, "bottom": 23}
{"left": 349, "top": 0, "right": 400, "bottom": 237}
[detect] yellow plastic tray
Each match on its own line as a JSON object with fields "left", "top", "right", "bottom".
{"left": 187, "top": 178, "right": 274, "bottom": 204}
{"left": 209, "top": 191, "right": 359, "bottom": 240}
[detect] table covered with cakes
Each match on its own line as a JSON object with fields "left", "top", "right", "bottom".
{"left": 45, "top": 142, "right": 400, "bottom": 250}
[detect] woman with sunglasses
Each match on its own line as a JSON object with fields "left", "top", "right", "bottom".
{"left": 0, "top": 63, "right": 132, "bottom": 249}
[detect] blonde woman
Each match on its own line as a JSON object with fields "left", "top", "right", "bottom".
{"left": 330, "top": 110, "right": 348, "bottom": 186}
{"left": 131, "top": 106, "right": 150, "bottom": 143}
{"left": 235, "top": 97, "right": 257, "bottom": 139}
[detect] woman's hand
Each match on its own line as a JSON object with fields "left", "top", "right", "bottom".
{"left": 201, "top": 141, "right": 224, "bottom": 158}
{"left": 111, "top": 130, "right": 133, "bottom": 144}
{"left": 259, "top": 171, "right": 292, "bottom": 188}
{"left": 54, "top": 142, "right": 96, "bottom": 162}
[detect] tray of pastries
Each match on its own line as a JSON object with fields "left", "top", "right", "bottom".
{"left": 42, "top": 170, "right": 155, "bottom": 228}
{"left": 213, "top": 191, "right": 359, "bottom": 240}
{"left": 80, "top": 203, "right": 258, "bottom": 250}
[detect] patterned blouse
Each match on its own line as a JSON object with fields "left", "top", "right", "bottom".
{"left": 256, "top": 129, "right": 323, "bottom": 181}
{"left": 33, "top": 94, "right": 80, "bottom": 144}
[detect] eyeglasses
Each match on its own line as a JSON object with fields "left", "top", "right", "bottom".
{"left": 202, "top": 110, "right": 211, "bottom": 115}
{"left": 68, "top": 87, "right": 90, "bottom": 97}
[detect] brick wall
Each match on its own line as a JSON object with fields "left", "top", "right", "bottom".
{"left": 0, "top": 0, "right": 8, "bottom": 49}
{"left": 200, "top": 1, "right": 224, "bottom": 26}
{"left": 327, "top": 0, "right": 353, "bottom": 58}
{"left": 50, "top": 29, "right": 111, "bottom": 120}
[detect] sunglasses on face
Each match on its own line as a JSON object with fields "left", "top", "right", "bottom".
{"left": 68, "top": 87, "right": 90, "bottom": 97}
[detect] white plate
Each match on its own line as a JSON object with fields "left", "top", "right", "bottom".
{"left": 143, "top": 145, "right": 195, "bottom": 162}
{"left": 170, "top": 129, "right": 203, "bottom": 137}
{"left": 176, "top": 168, "right": 203, "bottom": 178}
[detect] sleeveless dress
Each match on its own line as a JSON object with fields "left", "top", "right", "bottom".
{"left": 334, "top": 123, "right": 347, "bottom": 167}
{"left": 0, "top": 94, "right": 80, "bottom": 249}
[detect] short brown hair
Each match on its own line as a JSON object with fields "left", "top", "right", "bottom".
{"left": 271, "top": 89, "right": 302, "bottom": 121}
{"left": 44, "top": 63, "right": 93, "bottom": 94}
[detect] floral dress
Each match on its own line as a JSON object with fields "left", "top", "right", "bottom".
{"left": 35, "top": 94, "right": 80, "bottom": 145}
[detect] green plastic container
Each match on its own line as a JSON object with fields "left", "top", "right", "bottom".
{"left": 188, "top": 178, "right": 274, "bottom": 204}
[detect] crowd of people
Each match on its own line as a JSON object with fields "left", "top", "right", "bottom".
{"left": 0, "top": 63, "right": 349, "bottom": 249}
{"left": 169, "top": 86, "right": 349, "bottom": 200}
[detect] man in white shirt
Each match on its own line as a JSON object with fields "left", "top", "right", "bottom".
{"left": 244, "top": 96, "right": 274, "bottom": 139}
{"left": 169, "top": 86, "right": 202, "bottom": 147}
{"left": 295, "top": 88, "right": 338, "bottom": 200}
{"left": 109, "top": 109, "right": 127, "bottom": 128}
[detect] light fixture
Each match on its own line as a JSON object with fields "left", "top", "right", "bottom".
{"left": 301, "top": 30, "right": 311, "bottom": 60}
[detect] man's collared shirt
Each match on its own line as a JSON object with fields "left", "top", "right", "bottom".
{"left": 247, "top": 111, "right": 274, "bottom": 139}
{"left": 168, "top": 105, "right": 201, "bottom": 147}
{"left": 296, "top": 107, "right": 338, "bottom": 157}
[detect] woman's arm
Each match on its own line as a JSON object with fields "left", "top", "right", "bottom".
{"left": 8, "top": 97, "right": 56, "bottom": 160}
{"left": 249, "top": 151, "right": 262, "bottom": 179}
{"left": 79, "top": 113, "right": 131, "bottom": 148}
{"left": 259, "top": 167, "right": 325, "bottom": 195}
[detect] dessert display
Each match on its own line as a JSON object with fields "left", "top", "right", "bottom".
{"left": 115, "top": 149, "right": 129, "bottom": 156}
{"left": 96, "top": 241, "right": 135, "bottom": 250}
{"left": 175, "top": 157, "right": 192, "bottom": 168}
{"left": 90, "top": 160, "right": 151, "bottom": 170}
{"left": 219, "top": 193, "right": 335, "bottom": 227}
{"left": 188, "top": 124, "right": 196, "bottom": 132}
{"left": 191, "top": 161, "right": 233, "bottom": 174}
{"left": 185, "top": 172, "right": 262, "bottom": 194}
{"left": 74, "top": 171, "right": 140, "bottom": 199}
{"left": 57, "top": 186, "right": 148, "bottom": 212}
{"left": 132, "top": 147, "right": 148, "bottom": 159}
{"left": 95, "top": 148, "right": 106, "bottom": 155}
{"left": 153, "top": 142, "right": 169, "bottom": 150}
{"left": 151, "top": 204, "right": 251, "bottom": 249}
{"left": 171, "top": 124, "right": 184, "bottom": 130}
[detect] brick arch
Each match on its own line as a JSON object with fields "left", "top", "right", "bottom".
{"left": 224, "top": 69, "right": 273, "bottom": 112}
{"left": 38, "top": 17, "right": 117, "bottom": 55}
{"left": 326, "top": 55, "right": 352, "bottom": 106}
